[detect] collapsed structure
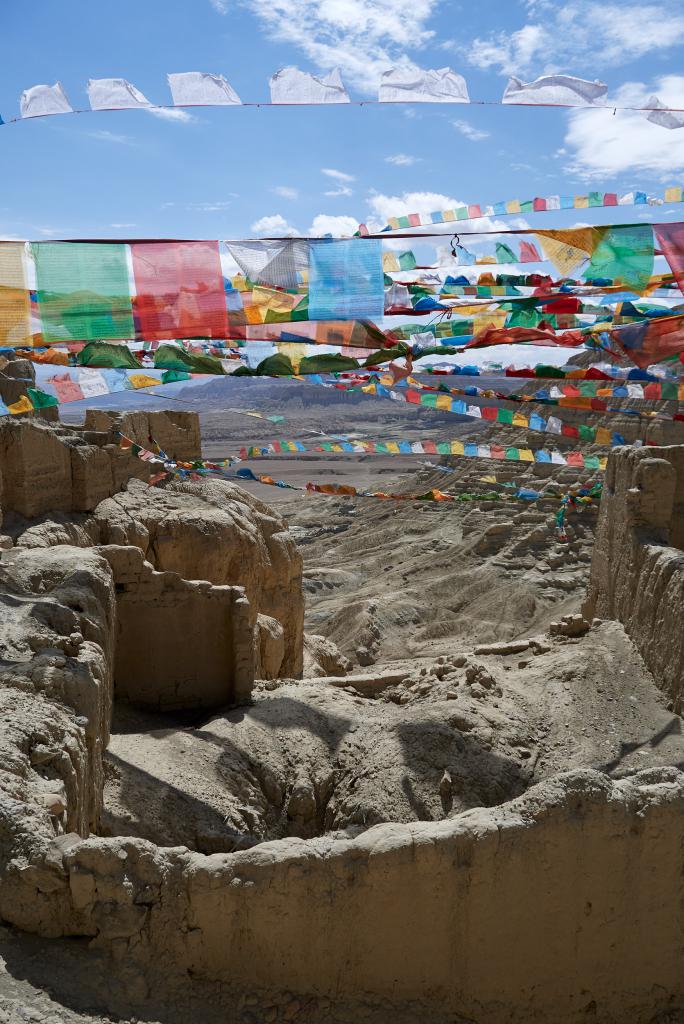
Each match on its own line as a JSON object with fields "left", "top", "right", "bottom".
{"left": 0, "top": 413, "right": 683, "bottom": 1024}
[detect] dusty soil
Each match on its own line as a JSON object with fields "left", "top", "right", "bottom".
{"left": 6, "top": 394, "right": 684, "bottom": 1023}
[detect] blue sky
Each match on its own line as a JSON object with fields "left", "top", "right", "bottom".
{"left": 3, "top": 0, "right": 684, "bottom": 245}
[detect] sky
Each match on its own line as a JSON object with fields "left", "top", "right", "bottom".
{"left": 3, "top": 0, "right": 684, "bottom": 245}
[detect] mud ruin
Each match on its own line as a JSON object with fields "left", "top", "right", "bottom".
{"left": 1, "top": 411, "right": 683, "bottom": 1024}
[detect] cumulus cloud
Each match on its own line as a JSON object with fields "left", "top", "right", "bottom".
{"left": 452, "top": 119, "right": 490, "bottom": 141}
{"left": 308, "top": 214, "right": 359, "bottom": 236}
{"left": 250, "top": 214, "right": 299, "bottom": 236}
{"left": 365, "top": 191, "right": 528, "bottom": 248}
{"left": 457, "top": 2, "right": 684, "bottom": 75}
{"left": 241, "top": 0, "right": 441, "bottom": 91}
{"left": 564, "top": 75, "right": 684, "bottom": 178}
{"left": 385, "top": 153, "right": 421, "bottom": 166}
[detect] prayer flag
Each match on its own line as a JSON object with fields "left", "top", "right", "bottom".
{"left": 131, "top": 241, "right": 228, "bottom": 341}
{"left": 378, "top": 67, "right": 469, "bottom": 103}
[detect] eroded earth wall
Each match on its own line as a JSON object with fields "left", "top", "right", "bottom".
{"left": 585, "top": 444, "right": 684, "bottom": 710}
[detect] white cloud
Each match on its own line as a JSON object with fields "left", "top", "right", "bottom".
{"left": 308, "top": 214, "right": 359, "bottom": 236}
{"left": 110, "top": 222, "right": 137, "bottom": 228}
{"left": 251, "top": 214, "right": 299, "bottom": 236}
{"left": 88, "top": 129, "right": 134, "bottom": 145}
{"left": 459, "top": 2, "right": 684, "bottom": 75}
{"left": 452, "top": 119, "right": 490, "bottom": 141}
{"left": 210, "top": 0, "right": 229, "bottom": 12}
{"left": 324, "top": 185, "right": 354, "bottom": 197}
{"left": 321, "top": 167, "right": 355, "bottom": 183}
{"left": 461, "top": 23, "right": 545, "bottom": 74}
{"left": 385, "top": 153, "right": 420, "bottom": 166}
{"left": 364, "top": 189, "right": 518, "bottom": 238}
{"left": 188, "top": 200, "right": 236, "bottom": 212}
{"left": 272, "top": 185, "right": 299, "bottom": 200}
{"left": 564, "top": 76, "right": 684, "bottom": 178}
{"left": 242, "top": 0, "right": 440, "bottom": 91}
{"left": 146, "top": 107, "right": 196, "bottom": 123}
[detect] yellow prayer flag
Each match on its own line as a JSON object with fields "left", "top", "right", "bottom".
{"left": 665, "top": 187, "right": 682, "bottom": 203}
{"left": 8, "top": 394, "right": 34, "bottom": 415}
{"left": 506, "top": 200, "right": 521, "bottom": 214}
{"left": 443, "top": 209, "right": 456, "bottom": 221}
{"left": 436, "top": 394, "right": 452, "bottom": 410}
{"left": 382, "top": 252, "right": 400, "bottom": 273}
{"left": 574, "top": 195, "right": 589, "bottom": 208}
{"left": 450, "top": 440, "right": 465, "bottom": 455}
{"left": 0, "top": 243, "right": 32, "bottom": 346}
{"left": 512, "top": 412, "right": 528, "bottom": 427}
{"left": 519, "top": 449, "right": 534, "bottom": 462}
{"left": 599, "top": 458, "right": 608, "bottom": 471}
{"left": 385, "top": 441, "right": 400, "bottom": 453}
{"left": 595, "top": 427, "right": 612, "bottom": 445}
{"left": 128, "top": 374, "right": 162, "bottom": 390}
{"left": 479, "top": 475, "right": 497, "bottom": 484}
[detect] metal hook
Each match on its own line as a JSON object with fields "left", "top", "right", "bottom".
{"left": 450, "top": 233, "right": 461, "bottom": 258}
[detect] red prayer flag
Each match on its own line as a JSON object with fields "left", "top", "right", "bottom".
{"left": 566, "top": 452, "right": 584, "bottom": 468}
{"left": 131, "top": 241, "right": 228, "bottom": 341}
{"left": 533, "top": 198, "right": 546, "bottom": 212}
{"left": 519, "top": 241, "right": 542, "bottom": 263}
{"left": 654, "top": 223, "right": 684, "bottom": 295}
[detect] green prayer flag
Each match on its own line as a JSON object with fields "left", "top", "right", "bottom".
{"left": 231, "top": 353, "right": 295, "bottom": 377}
{"left": 33, "top": 242, "right": 135, "bottom": 343}
{"left": 154, "top": 344, "right": 224, "bottom": 375}
{"left": 77, "top": 340, "right": 140, "bottom": 369}
{"left": 398, "top": 251, "right": 417, "bottom": 271}
{"left": 27, "top": 387, "right": 58, "bottom": 408}
{"left": 299, "top": 353, "right": 361, "bottom": 374}
{"left": 161, "top": 370, "right": 192, "bottom": 384}
{"left": 585, "top": 225, "right": 654, "bottom": 291}
{"left": 495, "top": 243, "right": 517, "bottom": 265}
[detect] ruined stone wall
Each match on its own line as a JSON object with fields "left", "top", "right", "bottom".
{"left": 585, "top": 444, "right": 684, "bottom": 710}
{"left": 0, "top": 418, "right": 151, "bottom": 519}
{"left": 1, "top": 748, "right": 683, "bottom": 1023}
{"left": 83, "top": 409, "right": 201, "bottom": 461}
{"left": 99, "top": 544, "right": 254, "bottom": 711}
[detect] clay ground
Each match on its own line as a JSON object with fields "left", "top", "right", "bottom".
{"left": 5, "top": 392, "right": 684, "bottom": 1023}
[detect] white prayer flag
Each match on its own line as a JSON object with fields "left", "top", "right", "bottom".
{"left": 546, "top": 416, "right": 562, "bottom": 435}
{"left": 378, "top": 67, "right": 469, "bottom": 103}
{"left": 645, "top": 96, "right": 684, "bottom": 130}
{"left": 269, "top": 67, "right": 350, "bottom": 104}
{"left": 167, "top": 72, "right": 241, "bottom": 106}
{"left": 77, "top": 370, "right": 110, "bottom": 398}
{"left": 502, "top": 75, "right": 607, "bottom": 106}
{"left": 87, "top": 78, "right": 151, "bottom": 110}
{"left": 550, "top": 450, "right": 566, "bottom": 465}
{"left": 20, "top": 82, "right": 73, "bottom": 118}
